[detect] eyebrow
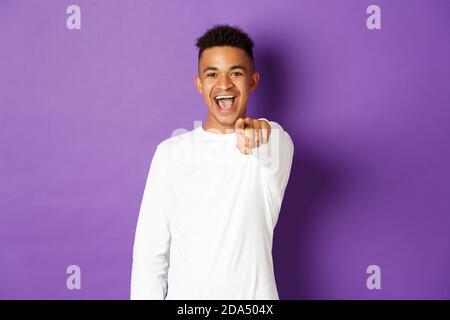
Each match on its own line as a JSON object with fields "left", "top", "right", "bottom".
{"left": 202, "top": 65, "right": 246, "bottom": 73}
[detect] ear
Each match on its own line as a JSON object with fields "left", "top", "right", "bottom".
{"left": 194, "top": 75, "right": 203, "bottom": 94}
{"left": 250, "top": 71, "right": 260, "bottom": 92}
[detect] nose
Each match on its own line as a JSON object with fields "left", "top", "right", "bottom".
{"left": 216, "top": 74, "right": 234, "bottom": 90}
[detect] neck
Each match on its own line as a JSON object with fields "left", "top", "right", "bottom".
{"left": 203, "top": 112, "right": 246, "bottom": 134}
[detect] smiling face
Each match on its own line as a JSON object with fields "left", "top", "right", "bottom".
{"left": 194, "top": 46, "right": 260, "bottom": 133}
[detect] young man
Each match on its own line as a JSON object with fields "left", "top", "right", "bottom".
{"left": 130, "top": 25, "right": 294, "bottom": 300}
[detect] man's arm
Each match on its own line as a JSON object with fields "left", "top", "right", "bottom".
{"left": 235, "top": 117, "right": 294, "bottom": 216}
{"left": 256, "top": 119, "right": 294, "bottom": 212}
{"left": 130, "top": 144, "right": 171, "bottom": 300}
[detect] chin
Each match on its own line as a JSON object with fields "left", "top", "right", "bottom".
{"left": 215, "top": 116, "right": 237, "bottom": 127}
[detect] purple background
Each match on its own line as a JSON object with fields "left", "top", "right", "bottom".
{"left": 1, "top": 0, "right": 449, "bottom": 299}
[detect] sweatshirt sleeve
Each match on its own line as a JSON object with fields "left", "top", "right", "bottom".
{"left": 130, "top": 144, "right": 171, "bottom": 300}
{"left": 254, "top": 119, "right": 294, "bottom": 214}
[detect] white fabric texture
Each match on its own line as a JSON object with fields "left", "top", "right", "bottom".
{"left": 130, "top": 120, "right": 294, "bottom": 300}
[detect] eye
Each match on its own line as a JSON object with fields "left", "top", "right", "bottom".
{"left": 231, "top": 72, "right": 243, "bottom": 77}
{"left": 206, "top": 73, "right": 217, "bottom": 78}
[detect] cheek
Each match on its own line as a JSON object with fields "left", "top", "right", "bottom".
{"left": 200, "top": 84, "right": 211, "bottom": 97}
{"left": 237, "top": 78, "right": 251, "bottom": 93}
{"left": 238, "top": 96, "right": 248, "bottom": 107}
{"left": 203, "top": 82, "right": 215, "bottom": 94}
{"left": 237, "top": 86, "right": 249, "bottom": 99}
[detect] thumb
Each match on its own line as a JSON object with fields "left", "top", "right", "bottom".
{"left": 234, "top": 118, "right": 245, "bottom": 134}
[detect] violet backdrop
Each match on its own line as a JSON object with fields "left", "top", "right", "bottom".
{"left": 0, "top": 0, "right": 449, "bottom": 299}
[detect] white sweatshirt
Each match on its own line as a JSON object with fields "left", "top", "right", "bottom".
{"left": 130, "top": 120, "right": 294, "bottom": 300}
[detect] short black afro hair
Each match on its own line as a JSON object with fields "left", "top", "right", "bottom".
{"left": 195, "top": 24, "right": 255, "bottom": 64}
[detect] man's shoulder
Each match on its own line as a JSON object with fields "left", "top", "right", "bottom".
{"left": 155, "top": 127, "right": 198, "bottom": 153}
{"left": 266, "top": 120, "right": 294, "bottom": 153}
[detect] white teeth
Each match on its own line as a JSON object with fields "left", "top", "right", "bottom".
{"left": 215, "top": 95, "right": 235, "bottom": 100}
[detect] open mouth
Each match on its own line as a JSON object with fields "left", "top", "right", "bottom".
{"left": 214, "top": 95, "right": 238, "bottom": 112}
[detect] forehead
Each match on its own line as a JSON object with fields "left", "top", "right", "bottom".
{"left": 199, "top": 46, "right": 252, "bottom": 69}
